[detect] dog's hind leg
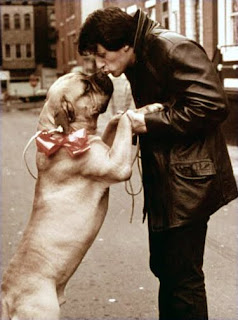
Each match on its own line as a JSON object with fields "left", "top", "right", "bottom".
{"left": 8, "top": 287, "right": 60, "bottom": 320}
{"left": 1, "top": 299, "right": 10, "bottom": 320}
{"left": 57, "top": 284, "right": 67, "bottom": 306}
{"left": 20, "top": 295, "right": 60, "bottom": 320}
{"left": 12, "top": 301, "right": 60, "bottom": 320}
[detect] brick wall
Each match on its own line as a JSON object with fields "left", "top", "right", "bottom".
{"left": 1, "top": 5, "right": 35, "bottom": 71}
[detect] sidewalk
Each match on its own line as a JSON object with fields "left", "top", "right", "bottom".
{"left": 1, "top": 104, "right": 237, "bottom": 319}
{"left": 228, "top": 145, "right": 238, "bottom": 179}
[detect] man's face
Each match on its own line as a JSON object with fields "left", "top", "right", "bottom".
{"left": 94, "top": 44, "right": 135, "bottom": 77}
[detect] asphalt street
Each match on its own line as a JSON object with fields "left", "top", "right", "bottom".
{"left": 1, "top": 103, "right": 237, "bottom": 320}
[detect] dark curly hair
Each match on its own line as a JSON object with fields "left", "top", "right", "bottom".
{"left": 78, "top": 7, "right": 137, "bottom": 55}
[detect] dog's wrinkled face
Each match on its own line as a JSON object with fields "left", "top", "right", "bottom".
{"left": 42, "top": 72, "right": 113, "bottom": 133}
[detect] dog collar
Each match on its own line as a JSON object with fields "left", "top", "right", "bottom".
{"left": 36, "top": 128, "right": 90, "bottom": 157}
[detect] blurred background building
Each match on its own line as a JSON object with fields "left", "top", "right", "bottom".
{"left": 0, "top": 0, "right": 57, "bottom": 98}
{"left": 0, "top": 0, "right": 237, "bottom": 119}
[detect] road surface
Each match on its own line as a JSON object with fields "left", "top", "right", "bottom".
{"left": 1, "top": 105, "right": 237, "bottom": 319}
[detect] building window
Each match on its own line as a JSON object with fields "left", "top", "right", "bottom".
{"left": 148, "top": 6, "right": 156, "bottom": 20}
{"left": 164, "top": 17, "right": 169, "bottom": 29}
{"left": 24, "top": 13, "right": 31, "bottom": 29}
{"left": 169, "top": 0, "right": 180, "bottom": 33}
{"left": 61, "top": 40, "right": 66, "bottom": 66}
{"left": 145, "top": 0, "right": 156, "bottom": 21}
{"left": 26, "top": 44, "right": 32, "bottom": 58}
{"left": 161, "top": 0, "right": 169, "bottom": 29}
{"left": 145, "top": 0, "right": 156, "bottom": 8}
{"left": 231, "top": 0, "right": 238, "bottom": 44}
{"left": 5, "top": 44, "right": 11, "bottom": 58}
{"left": 14, "top": 13, "right": 21, "bottom": 29}
{"left": 185, "top": 0, "right": 202, "bottom": 43}
{"left": 162, "top": 1, "right": 168, "bottom": 12}
{"left": 67, "top": 33, "right": 77, "bottom": 63}
{"left": 16, "top": 44, "right": 21, "bottom": 58}
{"left": 50, "top": 43, "right": 56, "bottom": 60}
{"left": 49, "top": 10, "right": 56, "bottom": 28}
{"left": 4, "top": 14, "right": 10, "bottom": 30}
{"left": 126, "top": 5, "right": 137, "bottom": 15}
{"left": 66, "top": 0, "right": 74, "bottom": 17}
{"left": 195, "top": 0, "right": 201, "bottom": 43}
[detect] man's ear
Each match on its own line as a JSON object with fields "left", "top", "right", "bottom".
{"left": 54, "top": 95, "right": 75, "bottom": 134}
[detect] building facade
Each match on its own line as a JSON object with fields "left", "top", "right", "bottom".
{"left": 1, "top": 0, "right": 237, "bottom": 96}
{"left": 55, "top": 0, "right": 81, "bottom": 75}
{"left": 103, "top": 0, "right": 217, "bottom": 59}
{"left": 103, "top": 0, "right": 238, "bottom": 90}
{"left": 0, "top": 0, "right": 57, "bottom": 96}
{"left": 54, "top": 0, "right": 237, "bottom": 82}
{"left": 54, "top": 0, "right": 103, "bottom": 75}
{"left": 34, "top": 2, "right": 57, "bottom": 69}
{"left": 1, "top": 3, "right": 35, "bottom": 78}
{"left": 217, "top": 0, "right": 238, "bottom": 89}
{"left": 53, "top": 0, "right": 237, "bottom": 144}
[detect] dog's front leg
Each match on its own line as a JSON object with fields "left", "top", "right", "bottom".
{"left": 105, "top": 113, "right": 132, "bottom": 181}
{"left": 81, "top": 113, "right": 132, "bottom": 182}
{"left": 101, "top": 113, "right": 122, "bottom": 147}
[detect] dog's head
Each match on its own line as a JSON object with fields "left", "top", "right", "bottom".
{"left": 39, "top": 71, "right": 113, "bottom": 134}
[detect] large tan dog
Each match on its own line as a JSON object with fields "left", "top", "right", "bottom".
{"left": 1, "top": 71, "right": 133, "bottom": 320}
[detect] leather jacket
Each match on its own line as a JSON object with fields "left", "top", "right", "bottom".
{"left": 125, "top": 10, "right": 238, "bottom": 231}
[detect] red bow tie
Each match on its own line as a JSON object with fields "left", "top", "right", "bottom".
{"left": 36, "top": 128, "right": 90, "bottom": 157}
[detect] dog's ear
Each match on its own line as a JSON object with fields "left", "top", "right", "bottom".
{"left": 54, "top": 95, "right": 75, "bottom": 134}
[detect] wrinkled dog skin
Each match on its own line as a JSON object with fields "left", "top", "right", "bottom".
{"left": 1, "top": 72, "right": 133, "bottom": 320}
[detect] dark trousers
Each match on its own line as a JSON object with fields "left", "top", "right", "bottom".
{"left": 149, "top": 219, "right": 209, "bottom": 320}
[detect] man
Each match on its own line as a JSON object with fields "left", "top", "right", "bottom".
{"left": 78, "top": 7, "right": 238, "bottom": 320}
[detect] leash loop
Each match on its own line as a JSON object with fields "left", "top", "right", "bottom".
{"left": 125, "top": 139, "right": 143, "bottom": 223}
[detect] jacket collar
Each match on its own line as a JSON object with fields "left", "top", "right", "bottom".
{"left": 132, "top": 9, "right": 160, "bottom": 57}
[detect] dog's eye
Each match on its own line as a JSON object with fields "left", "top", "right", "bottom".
{"left": 83, "top": 80, "right": 92, "bottom": 93}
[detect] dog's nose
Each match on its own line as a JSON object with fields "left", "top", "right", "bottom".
{"left": 92, "top": 72, "right": 113, "bottom": 97}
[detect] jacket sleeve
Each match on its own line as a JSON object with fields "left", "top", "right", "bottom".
{"left": 145, "top": 40, "right": 229, "bottom": 136}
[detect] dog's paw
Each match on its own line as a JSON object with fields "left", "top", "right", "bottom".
{"left": 144, "top": 103, "right": 164, "bottom": 113}
{"left": 135, "top": 103, "right": 164, "bottom": 115}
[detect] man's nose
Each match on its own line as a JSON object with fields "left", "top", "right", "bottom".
{"left": 95, "top": 56, "right": 105, "bottom": 70}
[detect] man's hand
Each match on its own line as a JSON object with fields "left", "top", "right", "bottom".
{"left": 126, "top": 110, "right": 147, "bottom": 134}
{"left": 135, "top": 103, "right": 164, "bottom": 115}
{"left": 126, "top": 103, "right": 164, "bottom": 134}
